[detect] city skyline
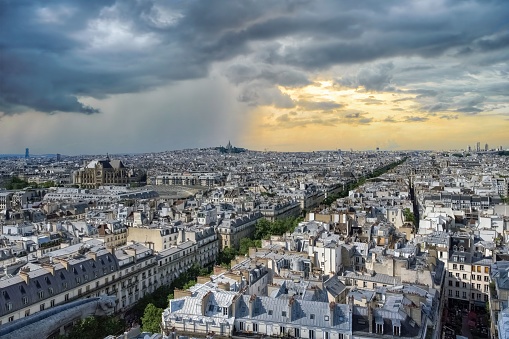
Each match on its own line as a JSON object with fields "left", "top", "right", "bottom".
{"left": 1, "top": 1, "right": 509, "bottom": 154}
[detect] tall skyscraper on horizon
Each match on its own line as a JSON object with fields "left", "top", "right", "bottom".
{"left": 25, "top": 148, "right": 29, "bottom": 159}
{"left": 476, "top": 142, "right": 481, "bottom": 152}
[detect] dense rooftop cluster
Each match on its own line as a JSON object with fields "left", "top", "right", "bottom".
{"left": 0, "top": 148, "right": 509, "bottom": 339}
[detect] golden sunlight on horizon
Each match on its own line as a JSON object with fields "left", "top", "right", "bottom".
{"left": 240, "top": 79, "right": 509, "bottom": 152}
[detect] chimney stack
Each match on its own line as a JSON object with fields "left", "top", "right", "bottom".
{"left": 329, "top": 302, "right": 336, "bottom": 326}
{"left": 249, "top": 294, "right": 256, "bottom": 317}
{"left": 41, "top": 263, "right": 56, "bottom": 276}
{"left": 288, "top": 296, "right": 295, "bottom": 321}
{"left": 19, "top": 267, "right": 30, "bottom": 284}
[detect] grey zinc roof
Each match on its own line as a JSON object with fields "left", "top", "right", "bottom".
{"left": 0, "top": 250, "right": 118, "bottom": 317}
{"left": 344, "top": 271, "right": 401, "bottom": 285}
{"left": 324, "top": 276, "right": 347, "bottom": 297}
{"left": 236, "top": 295, "right": 351, "bottom": 333}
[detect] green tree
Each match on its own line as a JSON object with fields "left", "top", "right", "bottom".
{"left": 254, "top": 219, "right": 272, "bottom": 239}
{"left": 239, "top": 238, "right": 255, "bottom": 255}
{"left": 40, "top": 180, "right": 55, "bottom": 188}
{"left": 141, "top": 303, "right": 163, "bottom": 334}
{"left": 59, "top": 316, "right": 123, "bottom": 339}
{"left": 403, "top": 208, "right": 415, "bottom": 223}
{"left": 5, "top": 176, "right": 32, "bottom": 190}
{"left": 183, "top": 280, "right": 197, "bottom": 289}
{"left": 217, "top": 247, "right": 237, "bottom": 266}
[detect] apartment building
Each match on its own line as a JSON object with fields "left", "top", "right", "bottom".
{"left": 0, "top": 240, "right": 122, "bottom": 325}
{"left": 127, "top": 224, "right": 180, "bottom": 252}
{"left": 445, "top": 233, "right": 492, "bottom": 311}
{"left": 96, "top": 221, "right": 128, "bottom": 248}
{"left": 0, "top": 192, "right": 13, "bottom": 211}
{"left": 0, "top": 223, "right": 220, "bottom": 326}
{"left": 258, "top": 200, "right": 301, "bottom": 221}
{"left": 161, "top": 279, "right": 434, "bottom": 339}
{"left": 155, "top": 172, "right": 223, "bottom": 187}
{"left": 217, "top": 212, "right": 262, "bottom": 250}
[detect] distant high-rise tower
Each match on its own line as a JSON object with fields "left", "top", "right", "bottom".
{"left": 485, "top": 143, "right": 489, "bottom": 152}
{"left": 25, "top": 148, "right": 29, "bottom": 159}
{"left": 56, "top": 153, "right": 61, "bottom": 161}
{"left": 476, "top": 142, "right": 481, "bottom": 152}
{"left": 467, "top": 145, "right": 471, "bottom": 152}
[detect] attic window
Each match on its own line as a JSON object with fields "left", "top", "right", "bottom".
{"left": 209, "top": 305, "right": 214, "bottom": 312}
{"left": 2, "top": 291, "right": 10, "bottom": 300}
{"left": 19, "top": 285, "right": 26, "bottom": 294}
{"left": 310, "top": 314, "right": 315, "bottom": 320}
{"left": 324, "top": 315, "right": 329, "bottom": 321}
{"left": 35, "top": 280, "right": 41, "bottom": 289}
{"left": 60, "top": 272, "right": 65, "bottom": 280}
{"left": 45, "top": 277, "right": 51, "bottom": 285}
{"left": 282, "top": 311, "right": 287, "bottom": 317}
{"left": 268, "top": 310, "right": 273, "bottom": 315}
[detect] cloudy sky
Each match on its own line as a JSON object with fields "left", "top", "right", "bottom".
{"left": 1, "top": 0, "right": 509, "bottom": 154}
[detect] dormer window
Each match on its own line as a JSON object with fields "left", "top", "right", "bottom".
{"left": 459, "top": 246, "right": 464, "bottom": 252}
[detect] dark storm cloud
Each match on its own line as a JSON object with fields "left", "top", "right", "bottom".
{"left": 338, "top": 63, "right": 394, "bottom": 91}
{"left": 237, "top": 85, "right": 295, "bottom": 108}
{"left": 225, "top": 64, "right": 311, "bottom": 87}
{"left": 423, "top": 103, "right": 450, "bottom": 113}
{"left": 1, "top": 0, "right": 509, "bottom": 115}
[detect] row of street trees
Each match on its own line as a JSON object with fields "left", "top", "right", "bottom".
{"left": 3, "top": 176, "right": 57, "bottom": 189}
{"left": 145, "top": 218, "right": 302, "bottom": 331}
{"left": 57, "top": 316, "right": 124, "bottom": 339}
{"left": 217, "top": 216, "right": 302, "bottom": 268}
{"left": 322, "top": 157, "right": 407, "bottom": 207}
{"left": 60, "top": 263, "right": 212, "bottom": 338}
{"left": 59, "top": 216, "right": 302, "bottom": 336}
{"left": 137, "top": 264, "right": 212, "bottom": 333}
